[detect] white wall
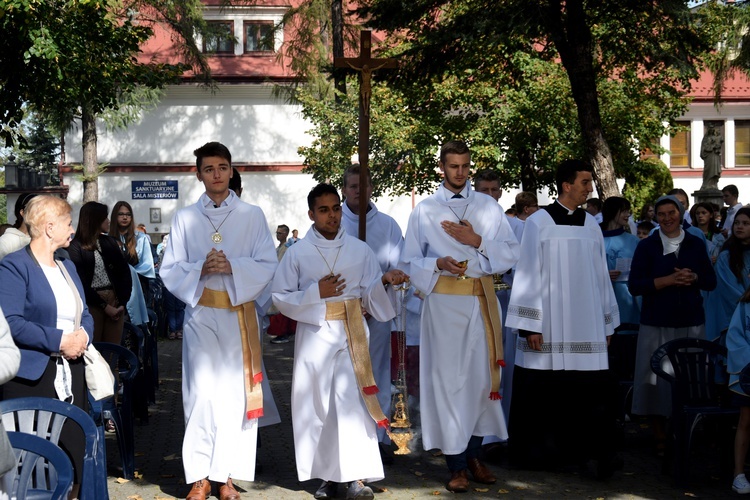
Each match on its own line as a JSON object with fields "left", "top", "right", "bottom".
{"left": 65, "top": 84, "right": 311, "bottom": 165}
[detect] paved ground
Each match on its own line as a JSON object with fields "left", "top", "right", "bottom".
{"left": 107, "top": 337, "right": 735, "bottom": 499}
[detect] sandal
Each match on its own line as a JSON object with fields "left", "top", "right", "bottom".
{"left": 175, "top": 330, "right": 183, "bottom": 339}
{"left": 168, "top": 332, "right": 176, "bottom": 340}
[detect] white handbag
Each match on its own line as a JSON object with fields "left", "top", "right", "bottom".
{"left": 83, "top": 345, "right": 115, "bottom": 401}
{"left": 56, "top": 261, "right": 115, "bottom": 401}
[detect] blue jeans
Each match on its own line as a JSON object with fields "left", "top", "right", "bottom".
{"left": 444, "top": 435, "right": 483, "bottom": 472}
{"left": 164, "top": 289, "right": 185, "bottom": 332}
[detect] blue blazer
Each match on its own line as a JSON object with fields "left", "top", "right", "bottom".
{"left": 0, "top": 246, "right": 94, "bottom": 381}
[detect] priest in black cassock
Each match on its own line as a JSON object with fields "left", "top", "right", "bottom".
{"left": 505, "top": 159, "right": 622, "bottom": 478}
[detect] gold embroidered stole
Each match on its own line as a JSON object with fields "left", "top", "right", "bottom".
{"left": 198, "top": 288, "right": 264, "bottom": 419}
{"left": 325, "top": 299, "right": 389, "bottom": 428}
{"left": 432, "top": 275, "right": 504, "bottom": 399}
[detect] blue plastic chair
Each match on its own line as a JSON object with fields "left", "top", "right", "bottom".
{"left": 651, "top": 337, "right": 738, "bottom": 486}
{"left": 0, "top": 396, "right": 108, "bottom": 500}
{"left": 89, "top": 341, "right": 139, "bottom": 479}
{"left": 6, "top": 430, "right": 74, "bottom": 500}
{"left": 122, "top": 321, "right": 149, "bottom": 422}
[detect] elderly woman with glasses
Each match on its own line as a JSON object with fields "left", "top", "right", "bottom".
{"left": 0, "top": 195, "right": 94, "bottom": 493}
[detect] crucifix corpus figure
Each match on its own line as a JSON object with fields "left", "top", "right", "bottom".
{"left": 334, "top": 30, "right": 397, "bottom": 241}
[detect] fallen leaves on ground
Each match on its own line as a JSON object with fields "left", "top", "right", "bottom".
{"left": 474, "top": 487, "right": 489, "bottom": 492}
{"left": 115, "top": 477, "right": 130, "bottom": 484}
{"left": 126, "top": 495, "right": 142, "bottom": 500}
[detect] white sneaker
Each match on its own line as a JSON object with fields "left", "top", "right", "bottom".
{"left": 733, "top": 473, "right": 750, "bottom": 494}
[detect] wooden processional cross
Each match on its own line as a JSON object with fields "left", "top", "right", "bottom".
{"left": 334, "top": 31, "right": 397, "bottom": 241}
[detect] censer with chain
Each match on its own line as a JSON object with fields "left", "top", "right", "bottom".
{"left": 388, "top": 282, "right": 414, "bottom": 455}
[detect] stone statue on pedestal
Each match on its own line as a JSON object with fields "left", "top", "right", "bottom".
{"left": 700, "top": 125, "right": 723, "bottom": 190}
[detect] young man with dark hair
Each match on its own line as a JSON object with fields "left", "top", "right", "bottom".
{"left": 340, "top": 164, "right": 405, "bottom": 462}
{"left": 722, "top": 184, "right": 742, "bottom": 237}
{"left": 160, "top": 141, "right": 277, "bottom": 500}
{"left": 401, "top": 140, "right": 520, "bottom": 492}
{"left": 272, "top": 183, "right": 407, "bottom": 499}
{"left": 506, "top": 159, "right": 621, "bottom": 478}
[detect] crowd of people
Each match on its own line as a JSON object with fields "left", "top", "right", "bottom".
{"left": 3, "top": 140, "right": 750, "bottom": 499}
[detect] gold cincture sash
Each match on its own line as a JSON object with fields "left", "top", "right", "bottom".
{"left": 198, "top": 288, "right": 264, "bottom": 420}
{"left": 432, "top": 275, "right": 504, "bottom": 400}
{"left": 326, "top": 299, "right": 389, "bottom": 428}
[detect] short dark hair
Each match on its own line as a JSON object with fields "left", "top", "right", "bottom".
{"left": 440, "top": 140, "right": 470, "bottom": 164}
{"left": 307, "top": 183, "right": 341, "bottom": 211}
{"left": 722, "top": 184, "right": 739, "bottom": 198}
{"left": 586, "top": 197, "right": 602, "bottom": 211}
{"left": 194, "top": 142, "right": 232, "bottom": 171}
{"left": 667, "top": 188, "right": 688, "bottom": 198}
{"left": 277, "top": 224, "right": 289, "bottom": 234}
{"left": 342, "top": 164, "right": 372, "bottom": 189}
{"left": 229, "top": 167, "right": 242, "bottom": 193}
{"left": 637, "top": 220, "right": 655, "bottom": 232}
{"left": 555, "top": 159, "right": 593, "bottom": 193}
{"left": 515, "top": 192, "right": 538, "bottom": 213}
{"left": 473, "top": 169, "right": 500, "bottom": 189}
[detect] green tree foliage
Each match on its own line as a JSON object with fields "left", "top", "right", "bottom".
{"left": 621, "top": 158, "right": 675, "bottom": 217}
{"left": 298, "top": 49, "right": 690, "bottom": 207}
{"left": 697, "top": 0, "right": 750, "bottom": 99}
{"left": 0, "top": 0, "right": 208, "bottom": 201}
{"left": 351, "top": 0, "right": 711, "bottom": 199}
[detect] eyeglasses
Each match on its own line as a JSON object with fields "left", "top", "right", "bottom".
{"left": 117, "top": 213, "right": 132, "bottom": 217}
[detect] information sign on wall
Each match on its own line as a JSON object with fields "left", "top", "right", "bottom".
{"left": 131, "top": 180, "right": 178, "bottom": 199}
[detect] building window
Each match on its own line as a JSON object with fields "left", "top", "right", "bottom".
{"left": 670, "top": 122, "right": 690, "bottom": 168}
{"left": 244, "top": 21, "right": 273, "bottom": 52}
{"left": 736, "top": 121, "right": 750, "bottom": 168}
{"left": 203, "top": 21, "right": 234, "bottom": 54}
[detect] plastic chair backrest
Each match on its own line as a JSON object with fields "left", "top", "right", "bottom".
{"left": 6, "top": 431, "right": 74, "bottom": 500}
{"left": 94, "top": 342, "right": 139, "bottom": 383}
{"left": 0, "top": 397, "right": 104, "bottom": 500}
{"left": 651, "top": 337, "right": 726, "bottom": 407}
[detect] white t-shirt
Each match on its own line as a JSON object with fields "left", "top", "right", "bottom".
{"left": 40, "top": 263, "right": 76, "bottom": 336}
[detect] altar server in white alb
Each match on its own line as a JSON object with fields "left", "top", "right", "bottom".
{"left": 400, "top": 140, "right": 520, "bottom": 493}
{"left": 272, "top": 183, "right": 408, "bottom": 500}
{"left": 160, "top": 142, "right": 277, "bottom": 500}
{"left": 340, "top": 164, "right": 405, "bottom": 462}
{"left": 506, "top": 159, "right": 621, "bottom": 478}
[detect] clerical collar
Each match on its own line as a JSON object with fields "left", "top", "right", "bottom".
{"left": 440, "top": 182, "right": 470, "bottom": 201}
{"left": 555, "top": 199, "right": 576, "bottom": 215}
{"left": 544, "top": 200, "right": 586, "bottom": 226}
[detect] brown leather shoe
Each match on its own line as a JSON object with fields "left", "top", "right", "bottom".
{"left": 219, "top": 478, "right": 241, "bottom": 500}
{"left": 446, "top": 469, "right": 469, "bottom": 493}
{"left": 467, "top": 457, "right": 497, "bottom": 484}
{"left": 186, "top": 479, "right": 211, "bottom": 500}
